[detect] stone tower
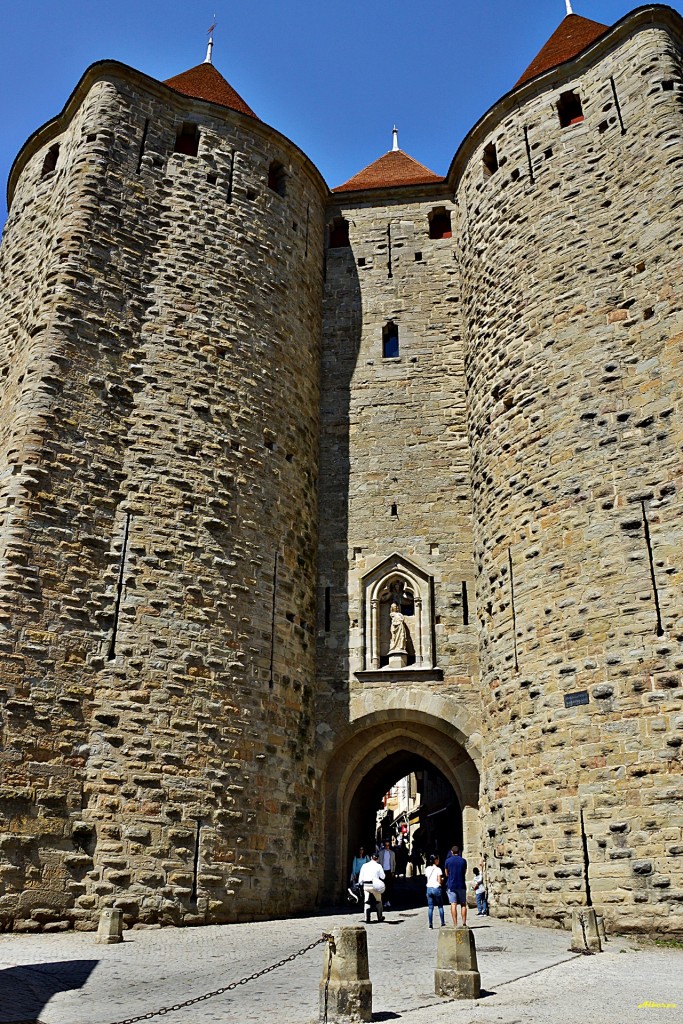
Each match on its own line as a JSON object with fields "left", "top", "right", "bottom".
{"left": 0, "top": 54, "right": 326, "bottom": 927}
{"left": 0, "top": 5, "right": 682, "bottom": 937}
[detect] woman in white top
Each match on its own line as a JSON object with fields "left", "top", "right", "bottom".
{"left": 425, "top": 854, "right": 445, "bottom": 928}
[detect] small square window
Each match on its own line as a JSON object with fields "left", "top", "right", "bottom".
{"left": 174, "top": 123, "right": 200, "bottom": 156}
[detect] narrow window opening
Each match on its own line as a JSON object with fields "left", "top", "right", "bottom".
{"left": 462, "top": 581, "right": 469, "bottom": 626}
{"left": 226, "top": 151, "right": 235, "bottom": 203}
{"left": 328, "top": 217, "right": 350, "bottom": 248}
{"left": 174, "top": 123, "right": 200, "bottom": 156}
{"left": 523, "top": 126, "right": 535, "bottom": 184}
{"left": 390, "top": 502, "right": 398, "bottom": 518}
{"left": 136, "top": 119, "right": 149, "bottom": 174}
{"left": 557, "top": 91, "right": 584, "bottom": 128}
{"left": 269, "top": 552, "right": 278, "bottom": 689}
{"left": 482, "top": 143, "right": 499, "bottom": 177}
{"left": 428, "top": 208, "right": 452, "bottom": 239}
{"left": 268, "top": 160, "right": 287, "bottom": 196}
{"left": 382, "top": 320, "right": 399, "bottom": 358}
{"left": 414, "top": 251, "right": 422, "bottom": 261}
{"left": 641, "top": 501, "right": 664, "bottom": 636}
{"left": 190, "top": 819, "right": 201, "bottom": 903}
{"left": 508, "top": 547, "right": 519, "bottom": 672}
{"left": 386, "top": 222, "right": 393, "bottom": 278}
{"left": 610, "top": 77, "right": 627, "bottom": 134}
{"left": 324, "top": 587, "right": 331, "bottom": 632}
{"left": 108, "top": 511, "right": 132, "bottom": 661}
{"left": 41, "top": 144, "right": 60, "bottom": 179}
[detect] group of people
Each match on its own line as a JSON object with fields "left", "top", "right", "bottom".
{"left": 349, "top": 841, "right": 488, "bottom": 927}
{"left": 424, "top": 846, "right": 488, "bottom": 928}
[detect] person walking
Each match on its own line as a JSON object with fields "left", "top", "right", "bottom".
{"left": 348, "top": 846, "right": 370, "bottom": 902}
{"left": 444, "top": 844, "right": 468, "bottom": 927}
{"left": 425, "top": 854, "right": 445, "bottom": 928}
{"left": 379, "top": 839, "right": 396, "bottom": 907}
{"left": 358, "top": 853, "right": 386, "bottom": 923}
{"left": 472, "top": 867, "right": 488, "bottom": 916}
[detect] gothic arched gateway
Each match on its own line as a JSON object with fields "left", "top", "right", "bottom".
{"left": 320, "top": 701, "right": 481, "bottom": 903}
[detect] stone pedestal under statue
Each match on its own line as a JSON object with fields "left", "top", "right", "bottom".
{"left": 388, "top": 650, "right": 408, "bottom": 669}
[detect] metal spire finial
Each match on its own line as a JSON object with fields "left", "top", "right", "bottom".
{"left": 205, "top": 14, "right": 217, "bottom": 64}
{"left": 392, "top": 126, "right": 399, "bottom": 152}
{"left": 565, "top": 0, "right": 574, "bottom": 14}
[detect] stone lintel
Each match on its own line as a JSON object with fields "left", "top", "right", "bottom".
{"left": 355, "top": 668, "right": 444, "bottom": 684}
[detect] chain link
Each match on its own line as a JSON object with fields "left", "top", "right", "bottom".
{"left": 322, "top": 933, "right": 336, "bottom": 1024}
{"left": 106, "top": 932, "right": 336, "bottom": 1024}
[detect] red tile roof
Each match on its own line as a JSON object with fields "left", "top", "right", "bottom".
{"left": 333, "top": 149, "right": 443, "bottom": 193}
{"left": 164, "top": 63, "right": 258, "bottom": 119}
{"left": 515, "top": 14, "right": 609, "bottom": 87}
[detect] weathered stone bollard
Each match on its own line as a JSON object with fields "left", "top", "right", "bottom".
{"left": 571, "top": 907, "right": 602, "bottom": 953}
{"left": 434, "top": 926, "right": 481, "bottom": 999}
{"left": 96, "top": 907, "right": 123, "bottom": 944}
{"left": 319, "top": 926, "right": 372, "bottom": 1023}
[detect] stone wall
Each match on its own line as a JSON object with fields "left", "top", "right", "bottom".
{"left": 0, "top": 5, "right": 682, "bottom": 939}
{"left": 456, "top": 16, "right": 683, "bottom": 934}
{"left": 0, "top": 66, "right": 326, "bottom": 929}
{"left": 317, "top": 193, "right": 481, "bottom": 882}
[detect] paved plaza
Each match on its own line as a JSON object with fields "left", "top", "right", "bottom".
{"left": 0, "top": 904, "right": 681, "bottom": 1024}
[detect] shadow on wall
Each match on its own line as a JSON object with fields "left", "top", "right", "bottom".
{"left": 0, "top": 959, "right": 98, "bottom": 1024}
{"left": 317, "top": 231, "right": 362, "bottom": 702}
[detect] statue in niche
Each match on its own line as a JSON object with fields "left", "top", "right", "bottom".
{"left": 389, "top": 602, "right": 409, "bottom": 653}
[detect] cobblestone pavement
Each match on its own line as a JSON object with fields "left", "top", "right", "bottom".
{"left": 0, "top": 906, "right": 681, "bottom": 1024}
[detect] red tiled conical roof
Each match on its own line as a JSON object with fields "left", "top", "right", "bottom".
{"left": 333, "top": 149, "right": 443, "bottom": 193}
{"left": 164, "top": 62, "right": 258, "bottom": 118}
{"left": 515, "top": 13, "right": 609, "bottom": 87}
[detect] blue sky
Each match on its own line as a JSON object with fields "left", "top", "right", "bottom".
{"left": 1, "top": 0, "right": 682, "bottom": 223}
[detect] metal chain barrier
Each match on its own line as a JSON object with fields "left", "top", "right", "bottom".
{"left": 322, "top": 932, "right": 336, "bottom": 1024}
{"left": 106, "top": 932, "right": 336, "bottom": 1024}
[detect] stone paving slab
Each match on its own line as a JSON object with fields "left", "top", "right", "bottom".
{"left": 0, "top": 908, "right": 681, "bottom": 1024}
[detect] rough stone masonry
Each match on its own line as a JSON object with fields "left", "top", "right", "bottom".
{"left": 0, "top": 4, "right": 681, "bottom": 937}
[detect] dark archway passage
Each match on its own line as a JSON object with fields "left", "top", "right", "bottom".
{"left": 347, "top": 751, "right": 462, "bottom": 874}
{"left": 320, "top": 708, "right": 480, "bottom": 904}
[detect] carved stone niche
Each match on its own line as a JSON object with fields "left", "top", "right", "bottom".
{"left": 356, "top": 553, "right": 443, "bottom": 683}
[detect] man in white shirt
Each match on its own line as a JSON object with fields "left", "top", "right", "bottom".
{"left": 358, "top": 854, "right": 385, "bottom": 923}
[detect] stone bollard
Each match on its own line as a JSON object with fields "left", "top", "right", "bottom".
{"left": 96, "top": 907, "right": 123, "bottom": 944}
{"left": 319, "top": 926, "right": 372, "bottom": 1023}
{"left": 571, "top": 907, "right": 602, "bottom": 953}
{"left": 434, "top": 926, "right": 481, "bottom": 999}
